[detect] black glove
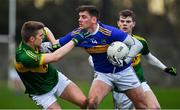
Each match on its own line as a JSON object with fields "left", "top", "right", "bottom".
{"left": 72, "top": 29, "right": 91, "bottom": 45}
{"left": 48, "top": 43, "right": 61, "bottom": 52}
{"left": 164, "top": 67, "right": 177, "bottom": 76}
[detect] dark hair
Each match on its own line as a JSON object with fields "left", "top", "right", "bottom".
{"left": 21, "top": 21, "right": 44, "bottom": 42}
{"left": 76, "top": 5, "right": 100, "bottom": 19}
{"left": 119, "top": 9, "right": 136, "bottom": 21}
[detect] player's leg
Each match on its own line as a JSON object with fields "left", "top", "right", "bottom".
{"left": 115, "top": 66, "right": 147, "bottom": 109}
{"left": 59, "top": 82, "right": 87, "bottom": 109}
{"left": 30, "top": 88, "right": 61, "bottom": 109}
{"left": 125, "top": 86, "right": 146, "bottom": 108}
{"left": 113, "top": 91, "right": 121, "bottom": 109}
{"left": 88, "top": 80, "right": 112, "bottom": 109}
{"left": 56, "top": 71, "right": 87, "bottom": 109}
{"left": 142, "top": 82, "right": 160, "bottom": 109}
{"left": 8, "top": 69, "right": 23, "bottom": 94}
{"left": 145, "top": 90, "right": 160, "bottom": 109}
{"left": 113, "top": 91, "right": 134, "bottom": 109}
{"left": 48, "top": 101, "right": 61, "bottom": 109}
{"left": 87, "top": 72, "right": 112, "bottom": 109}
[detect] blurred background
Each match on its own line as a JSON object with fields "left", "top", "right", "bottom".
{"left": 0, "top": 0, "right": 180, "bottom": 109}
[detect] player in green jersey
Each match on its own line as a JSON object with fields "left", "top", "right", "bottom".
{"left": 112, "top": 9, "right": 177, "bottom": 109}
{"left": 15, "top": 21, "right": 91, "bottom": 109}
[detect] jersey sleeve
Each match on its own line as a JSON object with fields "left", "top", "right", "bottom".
{"left": 133, "top": 35, "right": 150, "bottom": 55}
{"left": 140, "top": 39, "right": 150, "bottom": 55}
{"left": 58, "top": 28, "right": 81, "bottom": 46}
{"left": 58, "top": 32, "right": 72, "bottom": 46}
{"left": 20, "top": 50, "right": 43, "bottom": 68}
{"left": 110, "top": 27, "right": 128, "bottom": 42}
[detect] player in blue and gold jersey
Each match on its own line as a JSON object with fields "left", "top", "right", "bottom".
{"left": 56, "top": 5, "right": 147, "bottom": 109}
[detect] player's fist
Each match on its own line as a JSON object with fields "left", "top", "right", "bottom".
{"left": 43, "top": 27, "right": 49, "bottom": 35}
{"left": 164, "top": 67, "right": 177, "bottom": 76}
{"left": 40, "top": 42, "right": 61, "bottom": 53}
{"left": 72, "top": 29, "right": 91, "bottom": 45}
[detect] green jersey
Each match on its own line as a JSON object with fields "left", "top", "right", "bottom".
{"left": 15, "top": 42, "right": 58, "bottom": 95}
{"left": 131, "top": 35, "right": 150, "bottom": 82}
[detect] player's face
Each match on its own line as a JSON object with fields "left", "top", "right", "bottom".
{"left": 117, "top": 16, "right": 135, "bottom": 34}
{"left": 78, "top": 11, "right": 96, "bottom": 30}
{"left": 34, "top": 29, "right": 43, "bottom": 47}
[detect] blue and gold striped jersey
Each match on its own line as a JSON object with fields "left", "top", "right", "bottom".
{"left": 58, "top": 22, "right": 131, "bottom": 73}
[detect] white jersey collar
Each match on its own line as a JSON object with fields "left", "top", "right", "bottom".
{"left": 91, "top": 23, "right": 99, "bottom": 35}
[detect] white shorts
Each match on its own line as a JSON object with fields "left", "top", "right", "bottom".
{"left": 30, "top": 71, "right": 71, "bottom": 109}
{"left": 141, "top": 81, "right": 151, "bottom": 92}
{"left": 9, "top": 69, "right": 21, "bottom": 80}
{"left": 94, "top": 66, "right": 141, "bottom": 91}
{"left": 113, "top": 82, "right": 151, "bottom": 109}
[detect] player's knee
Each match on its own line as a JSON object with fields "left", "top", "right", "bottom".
{"left": 134, "top": 99, "right": 148, "bottom": 109}
{"left": 133, "top": 96, "right": 147, "bottom": 108}
{"left": 150, "top": 105, "right": 161, "bottom": 110}
{"left": 87, "top": 97, "right": 98, "bottom": 109}
{"left": 148, "top": 103, "right": 161, "bottom": 109}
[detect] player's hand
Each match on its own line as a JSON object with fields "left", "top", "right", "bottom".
{"left": 40, "top": 42, "right": 52, "bottom": 53}
{"left": 40, "top": 42, "right": 60, "bottom": 53}
{"left": 164, "top": 67, "right": 177, "bottom": 76}
{"left": 108, "top": 56, "right": 127, "bottom": 67}
{"left": 72, "top": 29, "right": 91, "bottom": 45}
{"left": 50, "top": 44, "right": 61, "bottom": 52}
{"left": 46, "top": 44, "right": 61, "bottom": 52}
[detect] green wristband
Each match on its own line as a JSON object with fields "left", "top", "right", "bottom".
{"left": 72, "top": 38, "right": 78, "bottom": 45}
{"left": 52, "top": 44, "right": 60, "bottom": 49}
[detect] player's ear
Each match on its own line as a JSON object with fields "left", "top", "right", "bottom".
{"left": 92, "top": 16, "right": 97, "bottom": 24}
{"left": 29, "top": 36, "right": 35, "bottom": 42}
{"left": 132, "top": 21, "right": 136, "bottom": 28}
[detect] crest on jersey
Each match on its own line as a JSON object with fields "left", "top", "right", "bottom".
{"left": 101, "top": 39, "right": 107, "bottom": 44}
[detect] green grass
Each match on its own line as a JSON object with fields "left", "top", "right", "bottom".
{"left": 0, "top": 81, "right": 180, "bottom": 109}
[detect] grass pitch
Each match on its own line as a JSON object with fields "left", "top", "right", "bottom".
{"left": 0, "top": 81, "right": 180, "bottom": 109}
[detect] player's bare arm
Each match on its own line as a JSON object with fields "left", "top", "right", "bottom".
{"left": 43, "top": 29, "right": 91, "bottom": 64}
{"left": 43, "top": 27, "right": 58, "bottom": 45}
{"left": 43, "top": 40, "right": 75, "bottom": 64}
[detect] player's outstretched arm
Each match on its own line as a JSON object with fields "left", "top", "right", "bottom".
{"left": 43, "top": 27, "right": 60, "bottom": 51}
{"left": 144, "top": 53, "right": 177, "bottom": 76}
{"left": 43, "top": 27, "right": 58, "bottom": 45}
{"left": 123, "top": 35, "right": 143, "bottom": 64}
{"left": 43, "top": 40, "right": 75, "bottom": 63}
{"left": 42, "top": 29, "right": 91, "bottom": 64}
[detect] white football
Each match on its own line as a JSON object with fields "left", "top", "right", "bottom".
{"left": 107, "top": 41, "right": 129, "bottom": 60}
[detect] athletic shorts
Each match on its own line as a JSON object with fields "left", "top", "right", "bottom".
{"left": 9, "top": 69, "right": 21, "bottom": 80}
{"left": 113, "top": 81, "right": 151, "bottom": 109}
{"left": 30, "top": 71, "right": 71, "bottom": 109}
{"left": 94, "top": 66, "right": 141, "bottom": 91}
